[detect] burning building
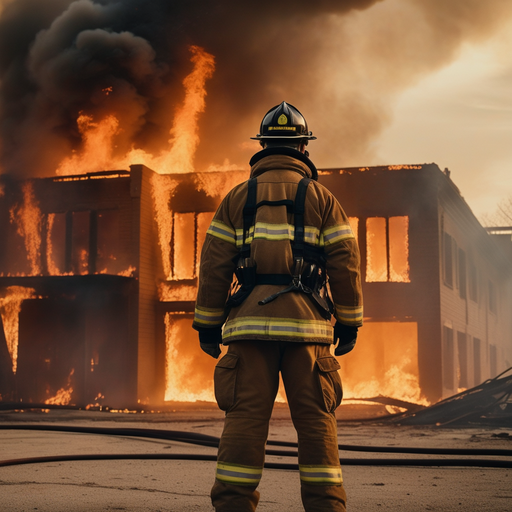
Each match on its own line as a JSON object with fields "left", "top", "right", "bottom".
{"left": 0, "top": 162, "right": 511, "bottom": 408}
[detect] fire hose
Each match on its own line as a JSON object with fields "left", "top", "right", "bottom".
{"left": 0, "top": 424, "right": 511, "bottom": 469}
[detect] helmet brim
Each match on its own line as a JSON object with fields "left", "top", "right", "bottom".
{"left": 250, "top": 135, "right": 317, "bottom": 141}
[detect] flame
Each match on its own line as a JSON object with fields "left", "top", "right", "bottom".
{"left": 341, "top": 360, "right": 430, "bottom": 406}
{"left": 45, "top": 368, "right": 75, "bottom": 405}
{"left": 0, "top": 286, "right": 37, "bottom": 374}
{"left": 56, "top": 114, "right": 119, "bottom": 176}
{"left": 46, "top": 213, "right": 61, "bottom": 275}
{"left": 159, "top": 283, "right": 197, "bottom": 302}
{"left": 127, "top": 45, "right": 216, "bottom": 173}
{"left": 9, "top": 182, "right": 42, "bottom": 275}
{"left": 388, "top": 216, "right": 410, "bottom": 282}
{"left": 366, "top": 216, "right": 410, "bottom": 283}
{"left": 338, "top": 321, "right": 430, "bottom": 406}
{"left": 159, "top": 45, "right": 215, "bottom": 173}
{"left": 117, "top": 266, "right": 137, "bottom": 277}
{"left": 151, "top": 174, "right": 179, "bottom": 279}
{"left": 54, "top": 45, "right": 215, "bottom": 178}
{"left": 164, "top": 313, "right": 223, "bottom": 402}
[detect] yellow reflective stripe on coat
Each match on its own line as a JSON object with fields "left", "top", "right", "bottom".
{"left": 223, "top": 317, "right": 332, "bottom": 341}
{"left": 193, "top": 306, "right": 226, "bottom": 327}
{"left": 207, "top": 219, "right": 236, "bottom": 245}
{"left": 299, "top": 465, "right": 343, "bottom": 485}
{"left": 320, "top": 223, "right": 355, "bottom": 246}
{"left": 235, "top": 223, "right": 320, "bottom": 247}
{"left": 216, "top": 462, "right": 263, "bottom": 486}
{"left": 334, "top": 304, "right": 363, "bottom": 326}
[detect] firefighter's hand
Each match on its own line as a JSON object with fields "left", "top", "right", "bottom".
{"left": 199, "top": 328, "right": 222, "bottom": 359}
{"left": 333, "top": 322, "right": 358, "bottom": 356}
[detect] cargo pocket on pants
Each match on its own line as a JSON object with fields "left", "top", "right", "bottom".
{"left": 214, "top": 352, "right": 239, "bottom": 412}
{"left": 316, "top": 356, "right": 343, "bottom": 413}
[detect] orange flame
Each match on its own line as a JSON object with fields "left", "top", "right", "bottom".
{"left": 338, "top": 322, "right": 430, "bottom": 406}
{"left": 0, "top": 286, "right": 37, "bottom": 373}
{"left": 159, "top": 45, "right": 215, "bottom": 173}
{"left": 45, "top": 369, "right": 75, "bottom": 405}
{"left": 46, "top": 213, "right": 61, "bottom": 275}
{"left": 341, "top": 360, "right": 430, "bottom": 406}
{"left": 54, "top": 45, "right": 215, "bottom": 178}
{"left": 56, "top": 114, "right": 119, "bottom": 176}
{"left": 164, "top": 313, "right": 224, "bottom": 402}
{"left": 9, "top": 182, "right": 42, "bottom": 275}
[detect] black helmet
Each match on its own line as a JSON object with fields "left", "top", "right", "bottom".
{"left": 251, "top": 101, "right": 316, "bottom": 142}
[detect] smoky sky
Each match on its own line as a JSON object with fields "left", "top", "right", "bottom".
{"left": 0, "top": 0, "right": 511, "bottom": 177}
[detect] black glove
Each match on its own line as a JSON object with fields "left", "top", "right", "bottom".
{"left": 333, "top": 322, "right": 358, "bottom": 356}
{"left": 198, "top": 327, "right": 222, "bottom": 359}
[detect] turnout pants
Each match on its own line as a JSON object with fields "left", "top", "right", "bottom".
{"left": 211, "top": 341, "right": 346, "bottom": 512}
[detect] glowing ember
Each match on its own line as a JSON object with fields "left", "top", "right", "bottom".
{"left": 0, "top": 287, "right": 37, "bottom": 374}
{"left": 9, "top": 182, "right": 42, "bottom": 275}
{"left": 45, "top": 369, "right": 75, "bottom": 405}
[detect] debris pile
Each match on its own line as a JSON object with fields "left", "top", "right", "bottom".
{"left": 394, "top": 368, "right": 512, "bottom": 427}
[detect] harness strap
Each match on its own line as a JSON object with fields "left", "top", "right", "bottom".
{"left": 256, "top": 199, "right": 294, "bottom": 212}
{"left": 241, "top": 178, "right": 258, "bottom": 259}
{"left": 293, "top": 178, "right": 311, "bottom": 259}
{"left": 229, "top": 175, "right": 332, "bottom": 319}
{"left": 255, "top": 274, "right": 293, "bottom": 286}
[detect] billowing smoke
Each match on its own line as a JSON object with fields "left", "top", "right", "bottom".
{"left": 0, "top": 0, "right": 511, "bottom": 177}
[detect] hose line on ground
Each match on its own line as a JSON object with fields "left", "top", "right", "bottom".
{"left": 1, "top": 424, "right": 511, "bottom": 457}
{"left": 0, "top": 425, "right": 511, "bottom": 469}
{"left": 0, "top": 453, "right": 511, "bottom": 469}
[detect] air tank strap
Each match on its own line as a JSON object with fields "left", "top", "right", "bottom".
{"left": 241, "top": 178, "right": 295, "bottom": 260}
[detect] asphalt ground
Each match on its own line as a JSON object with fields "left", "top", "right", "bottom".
{"left": 0, "top": 404, "right": 511, "bottom": 511}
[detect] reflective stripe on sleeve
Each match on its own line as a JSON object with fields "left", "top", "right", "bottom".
{"left": 299, "top": 465, "right": 343, "bottom": 485}
{"left": 216, "top": 461, "right": 263, "bottom": 486}
{"left": 223, "top": 317, "right": 332, "bottom": 342}
{"left": 320, "top": 223, "right": 355, "bottom": 246}
{"left": 334, "top": 304, "right": 363, "bottom": 326}
{"left": 193, "top": 306, "right": 226, "bottom": 327}
{"left": 235, "top": 223, "right": 321, "bottom": 248}
{"left": 207, "top": 219, "right": 236, "bottom": 245}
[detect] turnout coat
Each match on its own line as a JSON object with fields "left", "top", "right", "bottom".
{"left": 193, "top": 148, "right": 363, "bottom": 344}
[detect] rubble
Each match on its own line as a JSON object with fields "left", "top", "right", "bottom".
{"left": 392, "top": 367, "right": 512, "bottom": 426}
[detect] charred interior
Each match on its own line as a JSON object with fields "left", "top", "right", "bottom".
{"left": 0, "top": 163, "right": 511, "bottom": 408}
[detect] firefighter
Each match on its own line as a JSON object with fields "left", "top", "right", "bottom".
{"left": 193, "top": 101, "right": 363, "bottom": 512}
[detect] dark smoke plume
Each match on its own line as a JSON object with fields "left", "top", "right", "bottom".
{"left": 0, "top": 0, "right": 511, "bottom": 177}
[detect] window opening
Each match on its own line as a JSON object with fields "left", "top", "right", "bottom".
{"left": 443, "top": 232, "right": 453, "bottom": 287}
{"left": 366, "top": 216, "right": 410, "bottom": 282}
{"left": 458, "top": 249, "right": 467, "bottom": 299}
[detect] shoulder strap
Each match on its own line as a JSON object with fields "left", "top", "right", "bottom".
{"left": 241, "top": 178, "right": 258, "bottom": 259}
{"left": 293, "top": 178, "right": 311, "bottom": 259}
